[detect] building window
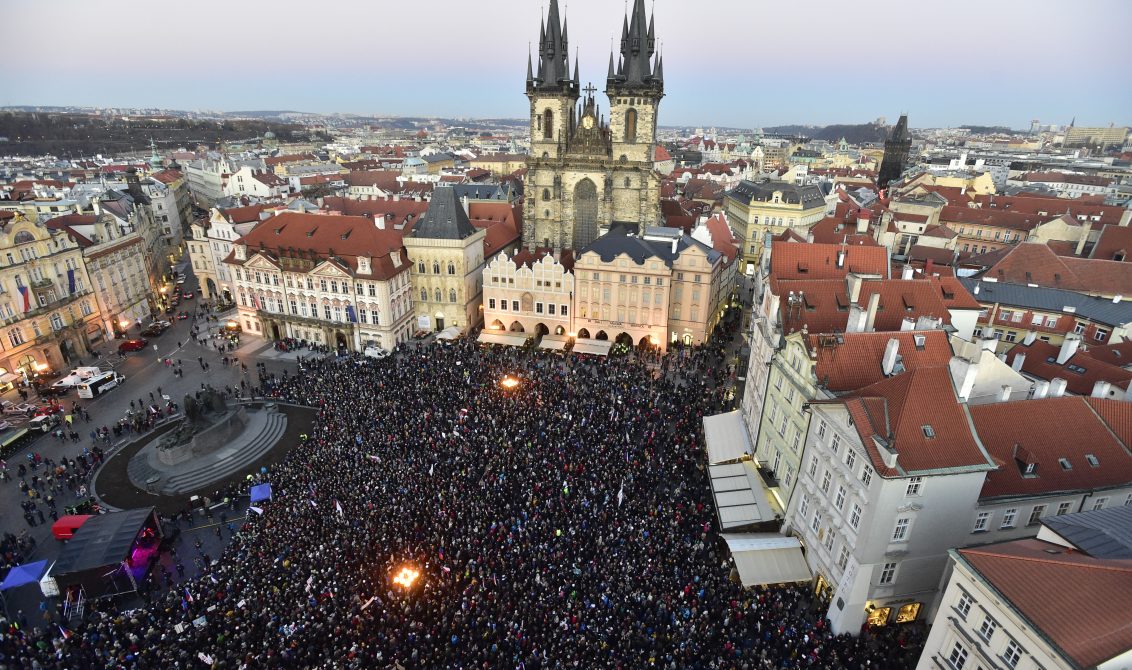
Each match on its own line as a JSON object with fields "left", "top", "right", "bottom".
{"left": 548, "top": 304, "right": 556, "bottom": 315}
{"left": 7, "top": 329, "right": 23, "bottom": 347}
{"left": 561, "top": 305, "right": 568, "bottom": 316}
{"left": 808, "top": 456, "right": 819, "bottom": 478}
{"left": 948, "top": 642, "right": 969, "bottom": 670}
{"left": 1000, "top": 508, "right": 1017, "bottom": 528}
{"left": 536, "top": 302, "right": 544, "bottom": 314}
{"left": 892, "top": 517, "right": 910, "bottom": 542}
{"left": 810, "top": 509, "right": 821, "bottom": 533}
{"left": 834, "top": 486, "right": 846, "bottom": 510}
{"left": 978, "top": 616, "right": 998, "bottom": 642}
{"left": 488, "top": 299, "right": 496, "bottom": 309}
{"left": 1096, "top": 329, "right": 1109, "bottom": 342}
{"left": 418, "top": 261, "right": 425, "bottom": 273}
{"left": 956, "top": 592, "right": 973, "bottom": 618}
{"left": 817, "top": 420, "right": 827, "bottom": 439}
{"left": 1028, "top": 505, "right": 1045, "bottom": 526}
{"left": 1092, "top": 497, "right": 1108, "bottom": 511}
{"left": 860, "top": 465, "right": 873, "bottom": 488}
{"left": 973, "top": 512, "right": 990, "bottom": 532}
{"left": 845, "top": 450, "right": 856, "bottom": 470}
{"left": 879, "top": 562, "right": 897, "bottom": 585}
{"left": 449, "top": 289, "right": 457, "bottom": 303}
{"left": 1003, "top": 641, "right": 1023, "bottom": 668}
{"left": 290, "top": 300, "right": 298, "bottom": 315}
{"left": 323, "top": 305, "right": 332, "bottom": 320}
{"left": 511, "top": 300, "right": 519, "bottom": 311}
{"left": 821, "top": 471, "right": 832, "bottom": 493}
{"left": 1057, "top": 502, "right": 1072, "bottom": 516}
{"left": 836, "top": 546, "right": 850, "bottom": 570}
{"left": 320, "top": 279, "right": 328, "bottom": 292}
{"left": 849, "top": 503, "right": 862, "bottom": 529}
{"left": 906, "top": 477, "right": 923, "bottom": 497}
{"left": 448, "top": 262, "right": 456, "bottom": 275}
{"left": 830, "top": 433, "right": 841, "bottom": 455}
{"left": 799, "top": 495, "right": 809, "bottom": 520}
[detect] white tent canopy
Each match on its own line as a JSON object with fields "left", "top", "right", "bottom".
{"left": 478, "top": 331, "right": 530, "bottom": 347}
{"left": 722, "top": 534, "right": 812, "bottom": 587}
{"left": 703, "top": 411, "right": 753, "bottom": 465}
{"left": 539, "top": 334, "right": 569, "bottom": 351}
{"left": 436, "top": 327, "right": 461, "bottom": 341}
{"left": 572, "top": 339, "right": 612, "bottom": 356}
{"left": 709, "top": 461, "right": 781, "bottom": 530}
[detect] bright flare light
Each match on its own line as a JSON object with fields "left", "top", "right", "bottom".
{"left": 500, "top": 377, "right": 520, "bottom": 390}
{"left": 392, "top": 566, "right": 420, "bottom": 589}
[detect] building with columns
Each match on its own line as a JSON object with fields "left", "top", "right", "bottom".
{"left": 224, "top": 211, "right": 416, "bottom": 351}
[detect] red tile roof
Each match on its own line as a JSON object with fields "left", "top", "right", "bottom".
{"left": 264, "top": 153, "right": 314, "bottom": 167}
{"left": 806, "top": 216, "right": 880, "bottom": 247}
{"left": 468, "top": 202, "right": 521, "bottom": 257}
{"left": 775, "top": 277, "right": 955, "bottom": 335}
{"left": 227, "top": 211, "right": 409, "bottom": 281}
{"left": 958, "top": 539, "right": 1132, "bottom": 670}
{"left": 149, "top": 169, "right": 184, "bottom": 185}
{"left": 653, "top": 145, "right": 672, "bottom": 161}
{"left": 511, "top": 248, "right": 575, "bottom": 272}
{"left": 807, "top": 329, "right": 953, "bottom": 392}
{"left": 974, "top": 193, "right": 1125, "bottom": 226}
{"left": 840, "top": 367, "right": 991, "bottom": 475}
{"left": 320, "top": 196, "right": 427, "bottom": 231}
{"left": 220, "top": 204, "right": 270, "bottom": 224}
{"left": 769, "top": 241, "right": 889, "bottom": 282}
{"left": 1084, "top": 341, "right": 1132, "bottom": 368}
{"left": 703, "top": 212, "right": 739, "bottom": 263}
{"left": 1006, "top": 339, "right": 1132, "bottom": 396}
{"left": 345, "top": 170, "right": 401, "bottom": 191}
{"left": 253, "top": 171, "right": 287, "bottom": 188}
{"left": 43, "top": 214, "right": 97, "bottom": 246}
{"left": 971, "top": 396, "right": 1132, "bottom": 499}
{"left": 940, "top": 205, "right": 1048, "bottom": 231}
{"left": 980, "top": 242, "right": 1132, "bottom": 295}
{"left": 1089, "top": 225, "right": 1132, "bottom": 262}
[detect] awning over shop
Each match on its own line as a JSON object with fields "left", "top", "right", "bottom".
{"left": 571, "top": 339, "right": 612, "bottom": 356}
{"left": 0, "top": 372, "right": 20, "bottom": 385}
{"left": 722, "top": 534, "right": 813, "bottom": 587}
{"left": 478, "top": 331, "right": 531, "bottom": 347}
{"left": 709, "top": 461, "right": 781, "bottom": 530}
{"left": 539, "top": 335, "right": 569, "bottom": 351}
{"left": 703, "top": 410, "right": 753, "bottom": 465}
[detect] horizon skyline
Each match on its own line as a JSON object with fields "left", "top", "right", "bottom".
{"left": 3, "top": 0, "right": 1130, "bottom": 130}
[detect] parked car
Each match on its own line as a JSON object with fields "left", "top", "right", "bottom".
{"left": 35, "top": 404, "right": 66, "bottom": 417}
{"left": 118, "top": 338, "right": 149, "bottom": 354}
{"left": 35, "top": 384, "right": 71, "bottom": 398}
{"left": 182, "top": 291, "right": 194, "bottom": 299}
{"left": 1, "top": 401, "right": 36, "bottom": 416}
{"left": 141, "top": 321, "right": 170, "bottom": 337}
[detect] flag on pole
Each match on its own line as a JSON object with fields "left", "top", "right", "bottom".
{"left": 248, "top": 506, "right": 264, "bottom": 515}
{"left": 334, "top": 499, "right": 344, "bottom": 516}
{"left": 367, "top": 454, "right": 380, "bottom": 462}
{"left": 429, "top": 463, "right": 434, "bottom": 477}
{"left": 184, "top": 587, "right": 194, "bottom": 603}
{"left": 309, "top": 500, "right": 317, "bottom": 508}
{"left": 617, "top": 479, "right": 624, "bottom": 507}
{"left": 57, "top": 625, "right": 72, "bottom": 640}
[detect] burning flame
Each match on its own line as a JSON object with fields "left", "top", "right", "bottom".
{"left": 500, "top": 377, "right": 520, "bottom": 390}
{"left": 392, "top": 566, "right": 420, "bottom": 589}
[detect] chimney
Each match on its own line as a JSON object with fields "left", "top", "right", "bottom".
{"left": 1012, "top": 352, "right": 1026, "bottom": 372}
{"left": 957, "top": 359, "right": 979, "bottom": 402}
{"left": 461, "top": 194, "right": 470, "bottom": 216}
{"left": 999, "top": 385, "right": 1013, "bottom": 402}
{"left": 671, "top": 237, "right": 679, "bottom": 255}
{"left": 1023, "top": 330, "right": 1037, "bottom": 345}
{"left": 317, "top": 196, "right": 325, "bottom": 207}
{"left": 901, "top": 264, "right": 914, "bottom": 280}
{"left": 915, "top": 315, "right": 939, "bottom": 330}
{"left": 1124, "top": 382, "right": 1132, "bottom": 402}
{"left": 847, "top": 304, "right": 867, "bottom": 333}
{"left": 846, "top": 274, "right": 863, "bottom": 303}
{"left": 865, "top": 292, "right": 881, "bottom": 331}
{"left": 882, "top": 338, "right": 900, "bottom": 376}
{"left": 1049, "top": 378, "right": 1068, "bottom": 398}
{"left": 900, "top": 316, "right": 916, "bottom": 331}
{"left": 1056, "top": 334, "right": 1081, "bottom": 365}
{"left": 393, "top": 194, "right": 400, "bottom": 202}
{"left": 1092, "top": 380, "right": 1114, "bottom": 398}
{"left": 1075, "top": 220, "right": 1092, "bottom": 256}
{"left": 836, "top": 248, "right": 846, "bottom": 269}
{"left": 856, "top": 210, "right": 871, "bottom": 234}
{"left": 1114, "top": 295, "right": 1123, "bottom": 304}
{"left": 1032, "top": 380, "right": 1050, "bottom": 399}
{"left": 375, "top": 215, "right": 385, "bottom": 230}
{"left": 806, "top": 231, "right": 815, "bottom": 243}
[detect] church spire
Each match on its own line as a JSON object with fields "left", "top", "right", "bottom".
{"left": 529, "top": 0, "right": 577, "bottom": 95}
{"left": 609, "top": 0, "right": 660, "bottom": 88}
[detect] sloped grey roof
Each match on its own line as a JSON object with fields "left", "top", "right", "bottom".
{"left": 959, "top": 278, "right": 1132, "bottom": 327}
{"left": 578, "top": 232, "right": 721, "bottom": 268}
{"left": 450, "top": 184, "right": 508, "bottom": 201}
{"left": 1043, "top": 506, "right": 1132, "bottom": 558}
{"left": 411, "top": 186, "right": 477, "bottom": 240}
{"left": 726, "top": 179, "right": 825, "bottom": 207}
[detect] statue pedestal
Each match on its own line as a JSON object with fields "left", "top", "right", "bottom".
{"left": 157, "top": 406, "right": 249, "bottom": 466}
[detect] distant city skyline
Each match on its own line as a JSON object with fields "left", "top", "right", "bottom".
{"left": 2, "top": 0, "right": 1129, "bottom": 130}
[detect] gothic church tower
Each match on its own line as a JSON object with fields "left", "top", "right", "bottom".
{"left": 524, "top": 0, "right": 664, "bottom": 252}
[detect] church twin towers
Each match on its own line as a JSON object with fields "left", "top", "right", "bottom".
{"left": 523, "top": 0, "right": 665, "bottom": 252}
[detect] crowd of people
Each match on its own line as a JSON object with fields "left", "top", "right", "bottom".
{"left": 0, "top": 311, "right": 924, "bottom": 668}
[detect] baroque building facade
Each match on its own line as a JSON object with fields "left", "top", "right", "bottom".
{"left": 523, "top": 0, "right": 664, "bottom": 252}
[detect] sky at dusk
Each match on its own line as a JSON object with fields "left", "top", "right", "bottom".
{"left": 3, "top": 0, "right": 1130, "bottom": 130}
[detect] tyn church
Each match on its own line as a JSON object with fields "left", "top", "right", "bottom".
{"left": 523, "top": 0, "right": 665, "bottom": 253}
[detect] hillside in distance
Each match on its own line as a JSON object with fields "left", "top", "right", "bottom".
{"left": 0, "top": 112, "right": 319, "bottom": 156}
